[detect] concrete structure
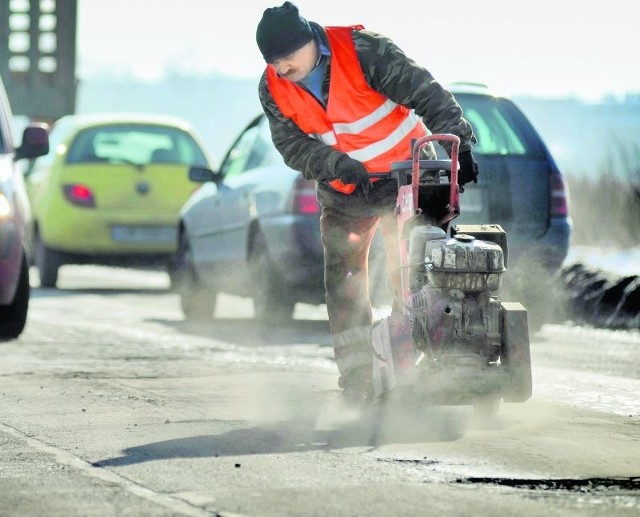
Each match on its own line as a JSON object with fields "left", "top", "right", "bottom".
{"left": 0, "top": 0, "right": 77, "bottom": 122}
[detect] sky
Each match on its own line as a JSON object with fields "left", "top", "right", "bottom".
{"left": 76, "top": 0, "right": 638, "bottom": 102}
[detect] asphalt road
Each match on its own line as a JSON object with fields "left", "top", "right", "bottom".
{"left": 1, "top": 266, "right": 639, "bottom": 516}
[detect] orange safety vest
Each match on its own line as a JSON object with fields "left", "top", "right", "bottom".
{"left": 266, "top": 25, "right": 427, "bottom": 194}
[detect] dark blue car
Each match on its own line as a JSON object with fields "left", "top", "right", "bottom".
{"left": 449, "top": 84, "right": 572, "bottom": 271}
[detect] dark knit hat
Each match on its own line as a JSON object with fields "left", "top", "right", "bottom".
{"left": 256, "top": 2, "right": 314, "bottom": 63}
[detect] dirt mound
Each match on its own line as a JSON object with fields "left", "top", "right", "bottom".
{"left": 559, "top": 262, "right": 640, "bottom": 330}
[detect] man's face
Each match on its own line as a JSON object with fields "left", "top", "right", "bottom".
{"left": 271, "top": 39, "right": 318, "bottom": 83}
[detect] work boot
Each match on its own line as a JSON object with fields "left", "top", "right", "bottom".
{"left": 340, "top": 366, "right": 373, "bottom": 408}
{"left": 332, "top": 326, "right": 374, "bottom": 409}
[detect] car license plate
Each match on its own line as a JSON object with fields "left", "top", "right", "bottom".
{"left": 111, "top": 225, "right": 176, "bottom": 243}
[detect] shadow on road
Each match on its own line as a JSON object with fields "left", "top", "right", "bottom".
{"left": 150, "top": 317, "right": 333, "bottom": 347}
{"left": 91, "top": 405, "right": 482, "bottom": 468}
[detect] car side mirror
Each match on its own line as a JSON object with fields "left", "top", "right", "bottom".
{"left": 188, "top": 166, "right": 222, "bottom": 184}
{"left": 14, "top": 123, "right": 49, "bottom": 161}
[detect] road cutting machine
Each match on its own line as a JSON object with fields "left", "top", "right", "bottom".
{"left": 370, "top": 134, "right": 532, "bottom": 414}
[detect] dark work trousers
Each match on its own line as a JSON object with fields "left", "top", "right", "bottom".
{"left": 320, "top": 205, "right": 402, "bottom": 387}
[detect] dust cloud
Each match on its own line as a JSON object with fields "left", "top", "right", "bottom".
{"left": 235, "top": 374, "right": 557, "bottom": 452}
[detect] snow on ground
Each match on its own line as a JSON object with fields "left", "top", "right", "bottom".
{"left": 564, "top": 245, "right": 640, "bottom": 276}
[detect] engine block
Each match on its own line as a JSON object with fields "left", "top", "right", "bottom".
{"left": 407, "top": 228, "right": 505, "bottom": 361}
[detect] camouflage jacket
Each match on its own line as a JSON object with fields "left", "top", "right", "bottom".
{"left": 258, "top": 22, "right": 477, "bottom": 215}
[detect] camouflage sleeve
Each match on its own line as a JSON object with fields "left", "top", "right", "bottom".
{"left": 258, "top": 72, "right": 343, "bottom": 182}
{"left": 353, "top": 29, "right": 477, "bottom": 155}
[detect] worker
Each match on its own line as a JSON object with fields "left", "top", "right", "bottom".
{"left": 256, "top": 2, "right": 478, "bottom": 407}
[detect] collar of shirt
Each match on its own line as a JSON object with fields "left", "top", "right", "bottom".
{"left": 317, "top": 37, "right": 331, "bottom": 62}
{"left": 299, "top": 33, "right": 330, "bottom": 103}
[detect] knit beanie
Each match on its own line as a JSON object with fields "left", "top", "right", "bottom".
{"left": 256, "top": 2, "right": 314, "bottom": 63}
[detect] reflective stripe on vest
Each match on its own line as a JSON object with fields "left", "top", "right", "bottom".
{"left": 266, "top": 25, "right": 427, "bottom": 195}
{"left": 316, "top": 102, "right": 423, "bottom": 164}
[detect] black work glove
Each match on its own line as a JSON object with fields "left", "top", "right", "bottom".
{"left": 458, "top": 151, "right": 479, "bottom": 191}
{"left": 334, "top": 155, "right": 371, "bottom": 193}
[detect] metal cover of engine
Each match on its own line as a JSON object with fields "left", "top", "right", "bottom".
{"left": 425, "top": 234, "right": 505, "bottom": 291}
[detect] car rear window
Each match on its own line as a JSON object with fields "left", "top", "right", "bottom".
{"left": 66, "top": 124, "right": 208, "bottom": 166}
{"left": 455, "top": 94, "right": 546, "bottom": 158}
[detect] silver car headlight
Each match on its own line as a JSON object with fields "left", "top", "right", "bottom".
{"left": 0, "top": 192, "right": 13, "bottom": 220}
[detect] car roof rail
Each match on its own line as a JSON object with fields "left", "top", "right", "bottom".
{"left": 446, "top": 81, "right": 493, "bottom": 95}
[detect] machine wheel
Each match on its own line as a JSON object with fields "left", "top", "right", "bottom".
{"left": 34, "top": 231, "right": 62, "bottom": 288}
{"left": 175, "top": 231, "right": 217, "bottom": 320}
{"left": 249, "top": 232, "right": 295, "bottom": 324}
{"left": 0, "top": 252, "right": 30, "bottom": 340}
{"left": 500, "top": 301, "right": 533, "bottom": 402}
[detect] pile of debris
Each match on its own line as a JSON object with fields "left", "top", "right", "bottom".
{"left": 559, "top": 262, "right": 640, "bottom": 330}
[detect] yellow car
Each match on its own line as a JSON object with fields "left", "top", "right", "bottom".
{"left": 25, "top": 113, "right": 211, "bottom": 287}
